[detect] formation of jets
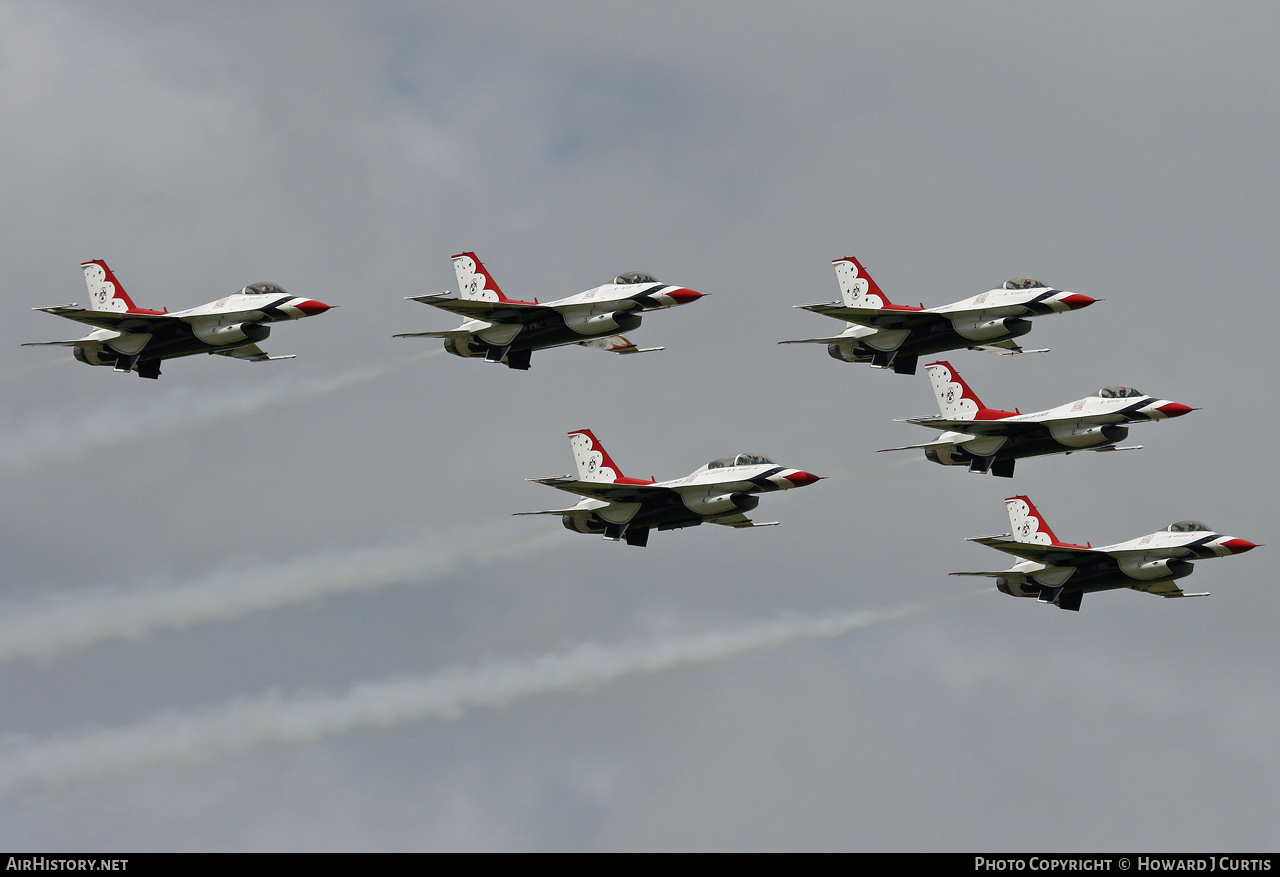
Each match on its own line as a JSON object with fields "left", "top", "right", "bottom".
{"left": 518, "top": 429, "right": 821, "bottom": 546}
{"left": 880, "top": 360, "right": 1195, "bottom": 477}
{"left": 781, "top": 256, "right": 1096, "bottom": 375}
{"left": 394, "top": 252, "right": 703, "bottom": 370}
{"left": 25, "top": 260, "right": 332, "bottom": 379}
{"left": 954, "top": 496, "right": 1257, "bottom": 611}
{"left": 23, "top": 252, "right": 1255, "bottom": 610}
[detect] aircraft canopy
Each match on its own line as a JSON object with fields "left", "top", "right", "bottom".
{"left": 707, "top": 453, "right": 775, "bottom": 469}
{"left": 1002, "top": 277, "right": 1047, "bottom": 290}
{"left": 613, "top": 272, "right": 659, "bottom": 285}
{"left": 1097, "top": 386, "right": 1145, "bottom": 399}
{"left": 1167, "top": 521, "right": 1212, "bottom": 533}
{"left": 242, "top": 282, "right": 288, "bottom": 296}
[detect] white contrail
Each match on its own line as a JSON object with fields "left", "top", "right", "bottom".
{"left": 0, "top": 350, "right": 441, "bottom": 473}
{"left": 0, "top": 524, "right": 569, "bottom": 664}
{"left": 0, "top": 590, "right": 992, "bottom": 798}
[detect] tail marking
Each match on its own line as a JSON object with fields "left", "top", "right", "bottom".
{"left": 569, "top": 429, "right": 625, "bottom": 483}
{"left": 1005, "top": 496, "right": 1063, "bottom": 545}
{"left": 925, "top": 361, "right": 1016, "bottom": 420}
{"left": 567, "top": 430, "right": 654, "bottom": 485}
{"left": 452, "top": 252, "right": 536, "bottom": 304}
{"left": 81, "top": 260, "right": 140, "bottom": 313}
{"left": 831, "top": 256, "right": 892, "bottom": 309}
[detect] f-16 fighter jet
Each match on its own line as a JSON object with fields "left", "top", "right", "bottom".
{"left": 781, "top": 256, "right": 1095, "bottom": 374}
{"left": 24, "top": 260, "right": 333, "bottom": 379}
{"left": 517, "top": 429, "right": 821, "bottom": 546}
{"left": 879, "top": 360, "right": 1195, "bottom": 477}
{"left": 395, "top": 252, "right": 704, "bottom": 370}
{"left": 954, "top": 495, "right": 1258, "bottom": 611}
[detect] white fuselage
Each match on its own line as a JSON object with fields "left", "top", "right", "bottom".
{"left": 931, "top": 393, "right": 1187, "bottom": 462}
{"left": 1001, "top": 529, "right": 1253, "bottom": 594}
{"left": 830, "top": 286, "right": 1087, "bottom": 350}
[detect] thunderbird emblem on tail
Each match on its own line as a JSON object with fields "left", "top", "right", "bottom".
{"left": 954, "top": 496, "right": 1258, "bottom": 611}
{"left": 395, "top": 252, "right": 704, "bottom": 370}
{"left": 24, "top": 260, "right": 333, "bottom": 379}
{"left": 781, "top": 256, "right": 1095, "bottom": 375}
{"left": 517, "top": 429, "right": 821, "bottom": 546}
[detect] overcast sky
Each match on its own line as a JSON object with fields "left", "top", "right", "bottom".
{"left": 0, "top": 0, "right": 1276, "bottom": 852}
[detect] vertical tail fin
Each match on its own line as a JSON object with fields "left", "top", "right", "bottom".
{"left": 452, "top": 252, "right": 514, "bottom": 302}
{"left": 568, "top": 429, "right": 627, "bottom": 483}
{"left": 81, "top": 260, "right": 140, "bottom": 313}
{"left": 925, "top": 361, "right": 988, "bottom": 420}
{"left": 831, "top": 256, "right": 893, "bottom": 309}
{"left": 1005, "top": 496, "right": 1064, "bottom": 545}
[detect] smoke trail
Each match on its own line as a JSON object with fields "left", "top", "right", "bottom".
{"left": 0, "top": 590, "right": 992, "bottom": 798}
{"left": 0, "top": 349, "right": 441, "bottom": 473}
{"left": 0, "top": 524, "right": 568, "bottom": 664}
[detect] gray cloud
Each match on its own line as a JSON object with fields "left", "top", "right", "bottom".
{"left": 1, "top": 0, "right": 1275, "bottom": 853}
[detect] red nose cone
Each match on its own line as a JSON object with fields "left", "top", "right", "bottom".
{"left": 1222, "top": 539, "right": 1258, "bottom": 555}
{"left": 665, "top": 288, "right": 703, "bottom": 305}
{"left": 784, "top": 471, "right": 822, "bottom": 488}
{"left": 294, "top": 300, "right": 333, "bottom": 316}
{"left": 1060, "top": 294, "right": 1097, "bottom": 310}
{"left": 1157, "top": 402, "right": 1195, "bottom": 418}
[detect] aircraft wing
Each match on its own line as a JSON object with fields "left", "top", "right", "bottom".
{"left": 577, "top": 334, "right": 662, "bottom": 355}
{"left": 968, "top": 535, "right": 1108, "bottom": 566}
{"left": 211, "top": 343, "right": 295, "bottom": 362}
{"left": 406, "top": 293, "right": 559, "bottom": 323}
{"left": 971, "top": 339, "right": 1049, "bottom": 355}
{"left": 1130, "top": 580, "right": 1210, "bottom": 599}
{"left": 32, "top": 305, "right": 181, "bottom": 332}
{"left": 896, "top": 416, "right": 1045, "bottom": 437}
{"left": 529, "top": 476, "right": 675, "bottom": 504}
{"left": 705, "top": 512, "right": 779, "bottom": 529}
{"left": 794, "top": 302, "right": 941, "bottom": 330}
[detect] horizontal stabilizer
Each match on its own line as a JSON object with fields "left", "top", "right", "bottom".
{"left": 1091, "top": 445, "right": 1144, "bottom": 452}
{"left": 878, "top": 440, "right": 954, "bottom": 453}
{"left": 22, "top": 339, "right": 91, "bottom": 347}
{"left": 778, "top": 335, "right": 850, "bottom": 345}
{"left": 393, "top": 328, "right": 480, "bottom": 340}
